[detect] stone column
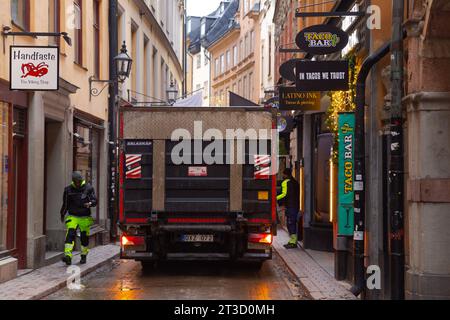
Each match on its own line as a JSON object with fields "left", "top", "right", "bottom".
{"left": 27, "top": 92, "right": 46, "bottom": 269}
{"left": 404, "top": 92, "right": 450, "bottom": 299}
{"left": 403, "top": 1, "right": 450, "bottom": 299}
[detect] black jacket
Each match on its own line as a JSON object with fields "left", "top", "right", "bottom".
{"left": 60, "top": 183, "right": 97, "bottom": 217}
{"left": 277, "top": 177, "right": 300, "bottom": 209}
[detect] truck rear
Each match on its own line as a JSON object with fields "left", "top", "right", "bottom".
{"left": 118, "top": 107, "right": 277, "bottom": 267}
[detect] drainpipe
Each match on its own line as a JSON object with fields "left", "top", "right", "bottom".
{"left": 183, "top": 0, "right": 188, "bottom": 96}
{"left": 351, "top": 41, "right": 391, "bottom": 297}
{"left": 389, "top": 0, "right": 405, "bottom": 300}
{"left": 108, "top": 0, "right": 119, "bottom": 240}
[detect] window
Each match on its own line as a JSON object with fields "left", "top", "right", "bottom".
{"left": 73, "top": 121, "right": 100, "bottom": 223}
{"left": 268, "top": 31, "right": 272, "bottom": 76}
{"left": 73, "top": 0, "right": 83, "bottom": 65}
{"left": 238, "top": 79, "right": 242, "bottom": 95}
{"left": 93, "top": 0, "right": 100, "bottom": 78}
{"left": 226, "top": 50, "right": 231, "bottom": 70}
{"left": 239, "top": 40, "right": 243, "bottom": 61}
{"left": 48, "top": 0, "right": 60, "bottom": 45}
{"left": 243, "top": 75, "right": 247, "bottom": 99}
{"left": 220, "top": 54, "right": 224, "bottom": 74}
{"left": 244, "top": 33, "right": 249, "bottom": 58}
{"left": 248, "top": 72, "right": 253, "bottom": 101}
{"left": 11, "top": 0, "right": 29, "bottom": 30}
{"left": 250, "top": 30, "right": 255, "bottom": 53}
{"left": 261, "top": 44, "right": 264, "bottom": 81}
{"left": 233, "top": 45, "right": 238, "bottom": 67}
{"left": 196, "top": 54, "right": 201, "bottom": 69}
{"left": 215, "top": 58, "right": 219, "bottom": 77}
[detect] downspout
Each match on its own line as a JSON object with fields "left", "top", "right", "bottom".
{"left": 351, "top": 41, "right": 391, "bottom": 297}
{"left": 108, "top": 0, "right": 119, "bottom": 239}
{"left": 183, "top": 0, "right": 188, "bottom": 96}
{"left": 388, "top": 0, "right": 405, "bottom": 300}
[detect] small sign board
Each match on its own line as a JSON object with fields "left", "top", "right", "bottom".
{"left": 279, "top": 86, "right": 321, "bottom": 111}
{"left": 296, "top": 24, "right": 349, "bottom": 55}
{"left": 296, "top": 60, "right": 349, "bottom": 92}
{"left": 10, "top": 46, "right": 59, "bottom": 91}
{"left": 338, "top": 113, "right": 355, "bottom": 236}
{"left": 188, "top": 167, "right": 208, "bottom": 177}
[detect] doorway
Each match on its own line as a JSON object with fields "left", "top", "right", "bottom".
{"left": 7, "top": 107, "right": 28, "bottom": 269}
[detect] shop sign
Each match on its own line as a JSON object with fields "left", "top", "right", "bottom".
{"left": 338, "top": 113, "right": 355, "bottom": 236}
{"left": 296, "top": 25, "right": 349, "bottom": 55}
{"left": 279, "top": 58, "right": 301, "bottom": 82}
{"left": 279, "top": 86, "right": 321, "bottom": 111}
{"left": 10, "top": 46, "right": 59, "bottom": 91}
{"left": 296, "top": 60, "right": 349, "bottom": 92}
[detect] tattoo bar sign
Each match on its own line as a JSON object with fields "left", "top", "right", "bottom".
{"left": 10, "top": 46, "right": 59, "bottom": 91}
{"left": 296, "top": 25, "right": 349, "bottom": 55}
{"left": 279, "top": 86, "right": 321, "bottom": 111}
{"left": 296, "top": 60, "right": 349, "bottom": 92}
{"left": 338, "top": 113, "right": 355, "bottom": 236}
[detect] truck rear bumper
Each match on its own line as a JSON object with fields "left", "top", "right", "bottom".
{"left": 121, "top": 251, "right": 272, "bottom": 261}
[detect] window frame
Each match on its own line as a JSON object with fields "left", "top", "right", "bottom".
{"left": 11, "top": 0, "right": 30, "bottom": 31}
{"left": 93, "top": 0, "right": 100, "bottom": 78}
{"left": 73, "top": 0, "right": 83, "bottom": 65}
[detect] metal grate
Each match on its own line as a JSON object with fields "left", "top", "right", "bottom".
{"left": 13, "top": 108, "right": 26, "bottom": 137}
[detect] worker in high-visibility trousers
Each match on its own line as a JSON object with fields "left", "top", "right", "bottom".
{"left": 277, "top": 168, "right": 300, "bottom": 249}
{"left": 60, "top": 171, "right": 97, "bottom": 266}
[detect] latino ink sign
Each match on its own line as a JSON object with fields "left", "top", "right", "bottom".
{"left": 279, "top": 86, "right": 321, "bottom": 111}
{"left": 338, "top": 113, "right": 355, "bottom": 236}
{"left": 10, "top": 46, "right": 59, "bottom": 91}
{"left": 296, "top": 60, "right": 349, "bottom": 92}
{"left": 296, "top": 25, "right": 349, "bottom": 55}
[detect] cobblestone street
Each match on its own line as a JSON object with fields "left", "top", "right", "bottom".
{"left": 44, "top": 252, "right": 311, "bottom": 300}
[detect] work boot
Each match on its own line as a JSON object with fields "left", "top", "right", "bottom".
{"left": 62, "top": 255, "right": 72, "bottom": 266}
{"left": 80, "top": 255, "right": 87, "bottom": 265}
{"left": 283, "top": 243, "right": 298, "bottom": 249}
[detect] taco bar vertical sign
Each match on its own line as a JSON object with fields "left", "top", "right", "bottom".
{"left": 10, "top": 46, "right": 59, "bottom": 91}
{"left": 338, "top": 113, "right": 355, "bottom": 236}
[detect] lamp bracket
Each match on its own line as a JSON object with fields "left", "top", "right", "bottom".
{"left": 89, "top": 76, "right": 115, "bottom": 100}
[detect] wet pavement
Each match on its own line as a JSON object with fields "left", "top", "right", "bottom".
{"left": 43, "top": 253, "right": 311, "bottom": 300}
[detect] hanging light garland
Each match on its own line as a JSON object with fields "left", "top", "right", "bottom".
{"left": 326, "top": 53, "right": 361, "bottom": 163}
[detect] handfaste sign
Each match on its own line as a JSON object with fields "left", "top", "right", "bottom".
{"left": 296, "top": 24, "right": 349, "bottom": 55}
{"left": 10, "top": 46, "right": 59, "bottom": 91}
{"left": 279, "top": 86, "right": 321, "bottom": 111}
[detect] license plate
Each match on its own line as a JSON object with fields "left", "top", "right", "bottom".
{"left": 181, "top": 234, "right": 214, "bottom": 242}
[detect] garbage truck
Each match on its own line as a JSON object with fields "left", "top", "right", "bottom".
{"left": 117, "top": 106, "right": 278, "bottom": 268}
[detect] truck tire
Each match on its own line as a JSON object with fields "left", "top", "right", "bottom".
{"left": 140, "top": 260, "right": 157, "bottom": 271}
{"left": 248, "top": 261, "right": 264, "bottom": 270}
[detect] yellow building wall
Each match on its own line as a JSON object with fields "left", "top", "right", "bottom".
{"left": 0, "top": 0, "right": 110, "bottom": 120}
{"left": 209, "top": 1, "right": 262, "bottom": 106}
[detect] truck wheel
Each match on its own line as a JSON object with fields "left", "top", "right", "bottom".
{"left": 249, "top": 261, "right": 264, "bottom": 270}
{"left": 140, "top": 261, "right": 157, "bottom": 271}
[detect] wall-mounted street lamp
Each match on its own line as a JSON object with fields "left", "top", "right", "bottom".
{"left": 89, "top": 41, "right": 132, "bottom": 100}
{"left": 166, "top": 81, "right": 179, "bottom": 106}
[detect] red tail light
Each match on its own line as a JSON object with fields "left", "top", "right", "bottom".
{"left": 248, "top": 233, "right": 273, "bottom": 244}
{"left": 121, "top": 235, "right": 145, "bottom": 246}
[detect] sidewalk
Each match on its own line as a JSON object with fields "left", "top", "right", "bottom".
{"left": 273, "top": 229, "right": 357, "bottom": 300}
{"left": 0, "top": 244, "right": 120, "bottom": 300}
